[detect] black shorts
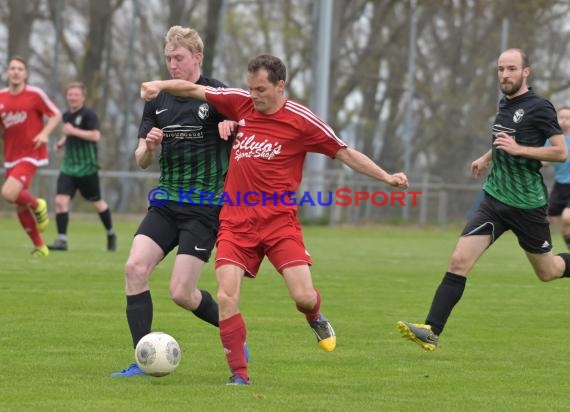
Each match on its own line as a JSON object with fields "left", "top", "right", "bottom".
{"left": 461, "top": 192, "right": 552, "bottom": 254}
{"left": 547, "top": 182, "right": 570, "bottom": 217}
{"left": 57, "top": 172, "right": 102, "bottom": 201}
{"left": 135, "top": 202, "right": 221, "bottom": 262}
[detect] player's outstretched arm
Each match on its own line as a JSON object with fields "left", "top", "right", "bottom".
{"left": 140, "top": 79, "right": 208, "bottom": 102}
{"left": 335, "top": 147, "right": 408, "bottom": 189}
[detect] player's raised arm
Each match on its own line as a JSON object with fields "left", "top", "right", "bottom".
{"left": 140, "top": 79, "right": 208, "bottom": 102}
{"left": 335, "top": 147, "right": 409, "bottom": 189}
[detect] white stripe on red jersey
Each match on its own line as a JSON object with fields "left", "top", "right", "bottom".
{"left": 25, "top": 85, "right": 61, "bottom": 117}
{"left": 205, "top": 86, "right": 250, "bottom": 98}
{"left": 284, "top": 100, "right": 345, "bottom": 145}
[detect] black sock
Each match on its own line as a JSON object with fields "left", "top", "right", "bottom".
{"left": 425, "top": 272, "right": 466, "bottom": 335}
{"left": 557, "top": 253, "right": 570, "bottom": 278}
{"left": 126, "top": 290, "right": 153, "bottom": 348}
{"left": 192, "top": 290, "right": 219, "bottom": 327}
{"left": 563, "top": 235, "right": 570, "bottom": 250}
{"left": 98, "top": 208, "right": 113, "bottom": 232}
{"left": 56, "top": 212, "right": 69, "bottom": 236}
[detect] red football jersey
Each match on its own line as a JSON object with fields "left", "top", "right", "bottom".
{"left": 205, "top": 87, "right": 347, "bottom": 204}
{"left": 0, "top": 85, "right": 60, "bottom": 168}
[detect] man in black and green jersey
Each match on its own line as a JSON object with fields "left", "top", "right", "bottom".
{"left": 112, "top": 26, "right": 234, "bottom": 377}
{"left": 48, "top": 82, "right": 116, "bottom": 252}
{"left": 397, "top": 48, "right": 570, "bottom": 351}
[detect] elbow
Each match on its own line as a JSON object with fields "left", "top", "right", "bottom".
{"left": 135, "top": 157, "right": 149, "bottom": 169}
{"left": 92, "top": 131, "right": 101, "bottom": 142}
{"left": 334, "top": 147, "right": 350, "bottom": 162}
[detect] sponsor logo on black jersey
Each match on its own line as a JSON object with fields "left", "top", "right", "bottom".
{"left": 162, "top": 125, "right": 204, "bottom": 140}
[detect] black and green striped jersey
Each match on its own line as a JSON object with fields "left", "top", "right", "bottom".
{"left": 483, "top": 89, "right": 562, "bottom": 209}
{"left": 60, "top": 107, "right": 100, "bottom": 176}
{"left": 138, "top": 76, "right": 232, "bottom": 204}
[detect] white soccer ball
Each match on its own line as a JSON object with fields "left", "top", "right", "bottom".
{"left": 135, "top": 332, "right": 181, "bottom": 377}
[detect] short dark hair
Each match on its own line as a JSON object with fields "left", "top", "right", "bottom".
{"left": 9, "top": 55, "right": 27, "bottom": 69}
{"left": 247, "top": 54, "right": 286, "bottom": 85}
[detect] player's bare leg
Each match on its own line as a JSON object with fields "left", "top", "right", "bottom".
{"left": 282, "top": 265, "right": 336, "bottom": 352}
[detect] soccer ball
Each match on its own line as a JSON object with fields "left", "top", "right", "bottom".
{"left": 135, "top": 332, "right": 181, "bottom": 377}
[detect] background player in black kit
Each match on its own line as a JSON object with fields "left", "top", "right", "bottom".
{"left": 112, "top": 25, "right": 233, "bottom": 377}
{"left": 48, "top": 82, "right": 116, "bottom": 252}
{"left": 397, "top": 48, "right": 570, "bottom": 351}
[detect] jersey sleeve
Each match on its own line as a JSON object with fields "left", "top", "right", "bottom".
{"left": 138, "top": 99, "right": 157, "bottom": 139}
{"left": 204, "top": 87, "right": 250, "bottom": 121}
{"left": 84, "top": 109, "right": 100, "bottom": 131}
{"left": 536, "top": 100, "right": 563, "bottom": 139}
{"left": 298, "top": 107, "right": 347, "bottom": 158}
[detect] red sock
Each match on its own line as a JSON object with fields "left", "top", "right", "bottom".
{"left": 296, "top": 289, "right": 321, "bottom": 323}
{"left": 17, "top": 209, "right": 43, "bottom": 247}
{"left": 15, "top": 190, "right": 38, "bottom": 209}
{"left": 219, "top": 313, "right": 248, "bottom": 380}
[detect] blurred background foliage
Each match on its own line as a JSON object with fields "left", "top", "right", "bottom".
{"left": 1, "top": 0, "right": 569, "bottom": 221}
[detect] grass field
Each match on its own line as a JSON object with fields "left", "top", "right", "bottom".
{"left": 1, "top": 215, "right": 570, "bottom": 411}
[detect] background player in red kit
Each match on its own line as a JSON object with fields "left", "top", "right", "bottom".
{"left": 141, "top": 54, "right": 409, "bottom": 385}
{"left": 0, "top": 56, "right": 61, "bottom": 256}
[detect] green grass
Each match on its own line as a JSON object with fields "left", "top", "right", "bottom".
{"left": 1, "top": 216, "right": 569, "bottom": 411}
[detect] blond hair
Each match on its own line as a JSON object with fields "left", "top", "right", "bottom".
{"left": 164, "top": 26, "right": 204, "bottom": 55}
{"left": 65, "top": 81, "right": 86, "bottom": 94}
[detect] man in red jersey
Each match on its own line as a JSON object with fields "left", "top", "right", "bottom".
{"left": 0, "top": 56, "right": 61, "bottom": 256}
{"left": 141, "top": 54, "right": 408, "bottom": 385}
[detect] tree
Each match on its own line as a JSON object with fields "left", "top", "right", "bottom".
{"left": 3, "top": 0, "right": 570, "bottom": 220}
{"left": 6, "top": 0, "right": 41, "bottom": 61}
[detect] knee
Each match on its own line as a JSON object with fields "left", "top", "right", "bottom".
{"left": 217, "top": 287, "right": 240, "bottom": 311}
{"left": 124, "top": 258, "right": 151, "bottom": 286}
{"left": 217, "top": 288, "right": 234, "bottom": 305}
{"left": 534, "top": 269, "right": 557, "bottom": 282}
{"left": 54, "top": 196, "right": 68, "bottom": 212}
{"left": 169, "top": 285, "right": 196, "bottom": 309}
{"left": 292, "top": 288, "right": 316, "bottom": 308}
{"left": 95, "top": 200, "right": 108, "bottom": 211}
{"left": 448, "top": 250, "right": 469, "bottom": 274}
{"left": 1, "top": 186, "right": 16, "bottom": 203}
{"left": 170, "top": 286, "right": 183, "bottom": 306}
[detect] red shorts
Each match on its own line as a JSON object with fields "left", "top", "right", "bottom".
{"left": 5, "top": 162, "right": 37, "bottom": 189}
{"left": 215, "top": 206, "right": 312, "bottom": 277}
